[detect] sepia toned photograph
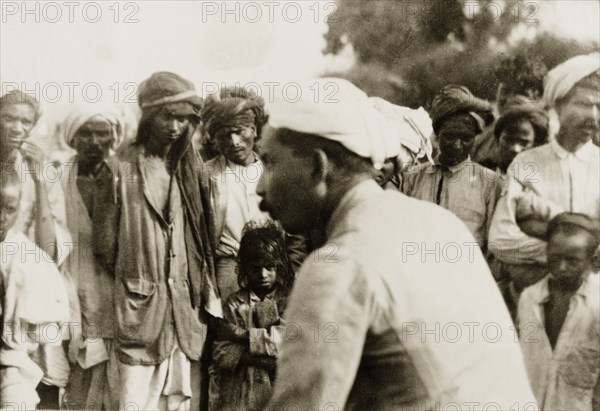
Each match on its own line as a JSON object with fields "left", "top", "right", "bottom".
{"left": 1, "top": 1, "right": 599, "bottom": 410}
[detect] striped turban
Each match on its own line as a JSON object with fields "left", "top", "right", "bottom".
{"left": 202, "top": 86, "right": 267, "bottom": 140}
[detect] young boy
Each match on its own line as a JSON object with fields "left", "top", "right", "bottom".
{"left": 212, "top": 221, "right": 294, "bottom": 410}
{"left": 518, "top": 212, "right": 600, "bottom": 410}
{"left": 1, "top": 163, "right": 69, "bottom": 409}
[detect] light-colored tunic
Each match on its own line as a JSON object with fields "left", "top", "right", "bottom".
{"left": 518, "top": 274, "right": 600, "bottom": 410}
{"left": 266, "top": 180, "right": 537, "bottom": 410}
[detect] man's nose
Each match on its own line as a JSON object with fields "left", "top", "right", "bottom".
{"left": 452, "top": 139, "right": 463, "bottom": 150}
{"left": 230, "top": 132, "right": 243, "bottom": 146}
{"left": 10, "top": 121, "right": 25, "bottom": 134}
{"left": 592, "top": 105, "right": 599, "bottom": 123}
{"left": 167, "top": 119, "right": 180, "bottom": 132}
{"left": 557, "top": 259, "right": 569, "bottom": 272}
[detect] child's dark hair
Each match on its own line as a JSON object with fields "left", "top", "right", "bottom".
{"left": 237, "top": 220, "right": 295, "bottom": 294}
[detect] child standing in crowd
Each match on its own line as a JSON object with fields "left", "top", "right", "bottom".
{"left": 212, "top": 221, "right": 294, "bottom": 410}
{"left": 0, "top": 162, "right": 69, "bottom": 410}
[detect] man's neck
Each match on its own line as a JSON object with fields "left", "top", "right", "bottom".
{"left": 77, "top": 157, "right": 106, "bottom": 178}
{"left": 145, "top": 140, "right": 173, "bottom": 159}
{"left": 556, "top": 134, "right": 589, "bottom": 153}
{"left": 308, "top": 174, "right": 371, "bottom": 249}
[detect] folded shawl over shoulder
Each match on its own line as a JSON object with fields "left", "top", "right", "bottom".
{"left": 94, "top": 71, "right": 222, "bottom": 317}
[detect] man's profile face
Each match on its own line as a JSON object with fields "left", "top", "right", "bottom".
{"left": 214, "top": 124, "right": 256, "bottom": 166}
{"left": 556, "top": 85, "right": 600, "bottom": 149}
{"left": 0, "top": 104, "right": 36, "bottom": 151}
{"left": 256, "top": 126, "right": 318, "bottom": 235}
{"left": 498, "top": 119, "right": 536, "bottom": 171}
{"left": 73, "top": 117, "right": 114, "bottom": 166}
{"left": 0, "top": 181, "right": 21, "bottom": 242}
{"left": 147, "top": 105, "right": 191, "bottom": 146}
{"left": 437, "top": 116, "right": 477, "bottom": 167}
{"left": 547, "top": 231, "right": 594, "bottom": 285}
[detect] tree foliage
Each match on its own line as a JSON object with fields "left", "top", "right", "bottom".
{"left": 324, "top": 1, "right": 599, "bottom": 107}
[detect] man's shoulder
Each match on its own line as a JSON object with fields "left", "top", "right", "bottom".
{"left": 520, "top": 275, "right": 549, "bottom": 301}
{"left": 203, "top": 155, "right": 226, "bottom": 178}
{"left": 512, "top": 143, "right": 552, "bottom": 164}
{"left": 402, "top": 162, "right": 435, "bottom": 177}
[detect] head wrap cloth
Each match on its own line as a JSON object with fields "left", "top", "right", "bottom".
{"left": 203, "top": 87, "right": 266, "bottom": 139}
{"left": 544, "top": 52, "right": 600, "bottom": 107}
{"left": 268, "top": 78, "right": 433, "bottom": 170}
{"left": 137, "top": 72, "right": 203, "bottom": 116}
{"left": 548, "top": 212, "right": 600, "bottom": 249}
{"left": 63, "top": 104, "right": 124, "bottom": 149}
{"left": 135, "top": 72, "right": 203, "bottom": 144}
{"left": 429, "top": 85, "right": 492, "bottom": 134}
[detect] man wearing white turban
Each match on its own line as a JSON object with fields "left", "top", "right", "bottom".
{"left": 489, "top": 53, "right": 600, "bottom": 309}
{"left": 58, "top": 104, "right": 123, "bottom": 410}
{"left": 257, "top": 78, "right": 536, "bottom": 410}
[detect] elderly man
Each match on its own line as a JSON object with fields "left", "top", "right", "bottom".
{"left": 257, "top": 78, "right": 535, "bottom": 410}
{"left": 94, "top": 72, "right": 221, "bottom": 410}
{"left": 202, "top": 86, "right": 269, "bottom": 301}
{"left": 0, "top": 90, "right": 69, "bottom": 264}
{"left": 517, "top": 213, "right": 600, "bottom": 410}
{"left": 489, "top": 53, "right": 600, "bottom": 301}
{"left": 402, "top": 85, "right": 502, "bottom": 257}
{"left": 58, "top": 104, "right": 124, "bottom": 410}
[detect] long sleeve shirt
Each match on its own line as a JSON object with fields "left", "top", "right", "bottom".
{"left": 265, "top": 180, "right": 536, "bottom": 411}
{"left": 401, "top": 158, "right": 502, "bottom": 252}
{"left": 518, "top": 274, "right": 600, "bottom": 411}
{"left": 489, "top": 140, "right": 600, "bottom": 265}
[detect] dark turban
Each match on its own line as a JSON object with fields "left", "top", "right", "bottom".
{"left": 0, "top": 90, "right": 42, "bottom": 124}
{"left": 202, "top": 86, "right": 267, "bottom": 140}
{"left": 494, "top": 105, "right": 550, "bottom": 147}
{"left": 135, "top": 72, "right": 203, "bottom": 144}
{"left": 429, "top": 85, "right": 493, "bottom": 134}
{"left": 547, "top": 212, "right": 600, "bottom": 252}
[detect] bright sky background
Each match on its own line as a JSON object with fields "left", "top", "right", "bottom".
{"left": 1, "top": 0, "right": 598, "bottom": 127}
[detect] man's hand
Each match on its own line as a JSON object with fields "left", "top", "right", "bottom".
{"left": 517, "top": 217, "right": 548, "bottom": 240}
{"left": 19, "top": 141, "right": 45, "bottom": 182}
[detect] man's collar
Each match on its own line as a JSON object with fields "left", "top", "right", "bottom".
{"left": 435, "top": 156, "right": 472, "bottom": 174}
{"left": 551, "top": 139, "right": 596, "bottom": 161}
{"left": 249, "top": 287, "right": 277, "bottom": 302}
{"left": 225, "top": 152, "right": 261, "bottom": 169}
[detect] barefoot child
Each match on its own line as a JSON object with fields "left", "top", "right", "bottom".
{"left": 212, "top": 221, "right": 294, "bottom": 410}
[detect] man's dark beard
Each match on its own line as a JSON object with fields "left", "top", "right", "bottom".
{"left": 549, "top": 274, "right": 584, "bottom": 293}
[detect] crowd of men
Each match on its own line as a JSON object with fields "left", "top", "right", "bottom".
{"left": 0, "top": 51, "right": 599, "bottom": 411}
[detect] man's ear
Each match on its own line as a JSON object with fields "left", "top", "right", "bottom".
{"left": 311, "top": 148, "right": 329, "bottom": 182}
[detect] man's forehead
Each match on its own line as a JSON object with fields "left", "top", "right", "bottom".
{"left": 0, "top": 103, "right": 35, "bottom": 118}
{"left": 79, "top": 118, "right": 113, "bottom": 130}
